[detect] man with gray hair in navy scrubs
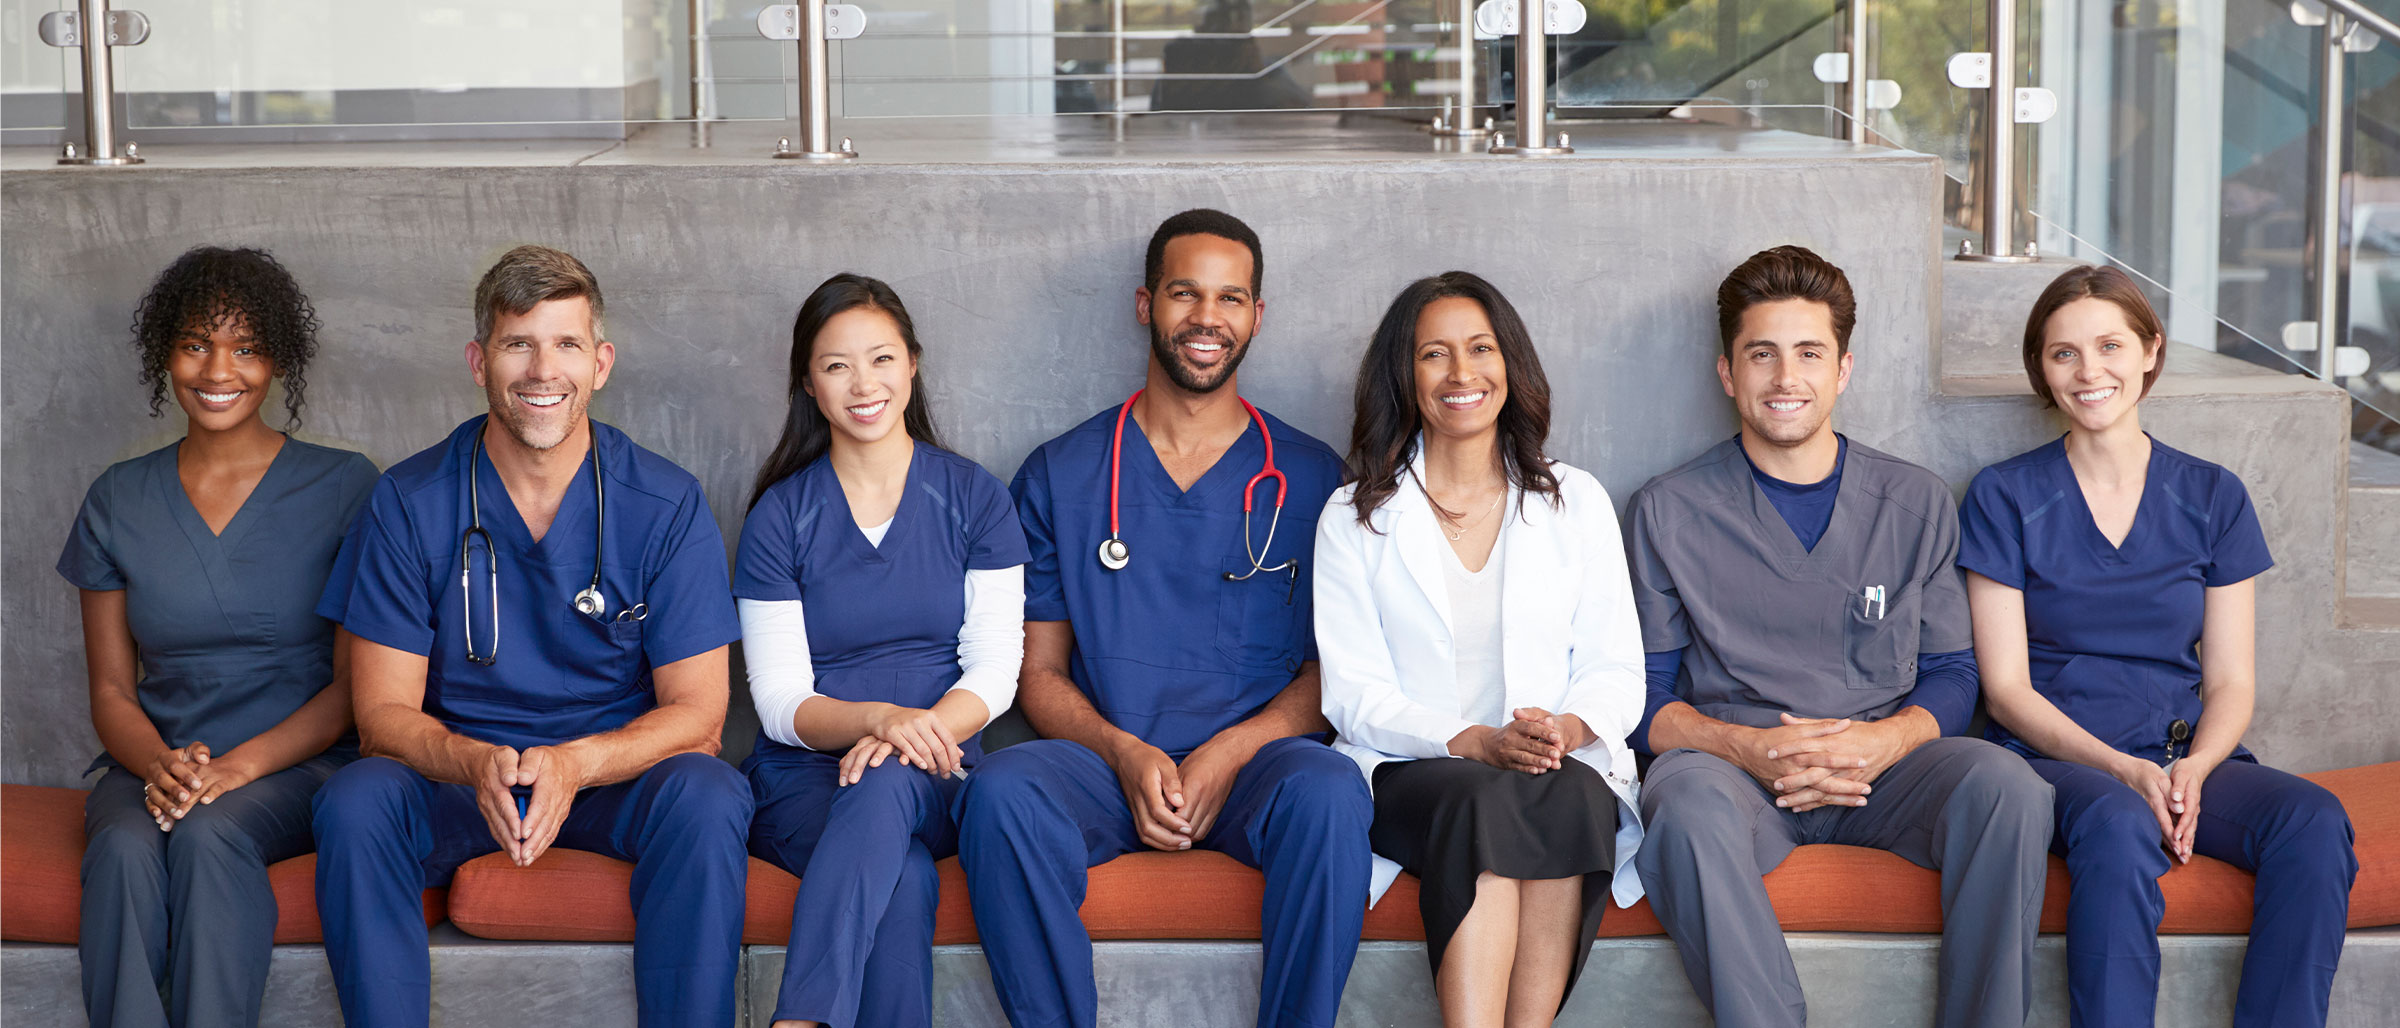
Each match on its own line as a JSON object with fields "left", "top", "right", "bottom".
{"left": 1626, "top": 245, "right": 2054, "bottom": 1028}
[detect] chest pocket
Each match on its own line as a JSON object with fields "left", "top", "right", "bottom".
{"left": 558, "top": 605, "right": 647, "bottom": 702}
{"left": 1217, "top": 555, "right": 1302, "bottom": 672}
{"left": 1843, "top": 580, "right": 1919, "bottom": 691}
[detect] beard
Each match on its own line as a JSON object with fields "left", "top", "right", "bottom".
{"left": 486, "top": 378, "right": 588, "bottom": 451}
{"left": 1148, "top": 322, "right": 1251, "bottom": 395}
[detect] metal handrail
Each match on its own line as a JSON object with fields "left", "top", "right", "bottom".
{"left": 2317, "top": 0, "right": 2399, "bottom": 45}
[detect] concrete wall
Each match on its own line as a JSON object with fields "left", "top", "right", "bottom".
{"left": 3, "top": 134, "right": 2391, "bottom": 786}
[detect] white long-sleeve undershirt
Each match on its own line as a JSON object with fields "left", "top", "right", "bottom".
{"left": 738, "top": 560, "right": 1026, "bottom": 751}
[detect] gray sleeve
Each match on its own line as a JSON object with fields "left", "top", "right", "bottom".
{"left": 1914, "top": 489, "right": 1974, "bottom": 655}
{"left": 1624, "top": 487, "right": 1691, "bottom": 653}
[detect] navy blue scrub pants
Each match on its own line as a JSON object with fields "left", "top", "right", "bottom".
{"left": 310, "top": 752, "right": 752, "bottom": 1028}
{"left": 80, "top": 755, "right": 346, "bottom": 1028}
{"left": 2031, "top": 757, "right": 2357, "bottom": 1028}
{"left": 956, "top": 737, "right": 1373, "bottom": 1028}
{"left": 747, "top": 749, "right": 962, "bottom": 1028}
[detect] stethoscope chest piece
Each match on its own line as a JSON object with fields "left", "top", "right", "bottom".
{"left": 1098, "top": 537, "right": 1130, "bottom": 571}
{"left": 574, "top": 586, "right": 608, "bottom": 619}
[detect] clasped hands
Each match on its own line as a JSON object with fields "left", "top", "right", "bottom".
{"left": 836, "top": 704, "right": 967, "bottom": 786}
{"left": 472, "top": 744, "right": 591, "bottom": 867}
{"left": 1735, "top": 712, "right": 1912, "bottom": 813}
{"left": 141, "top": 742, "right": 261, "bottom": 829}
{"left": 1453, "top": 707, "right": 1592, "bottom": 775}
{"left": 2107, "top": 752, "right": 2213, "bottom": 864}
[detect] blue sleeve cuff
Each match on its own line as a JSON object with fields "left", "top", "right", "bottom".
{"left": 1903, "top": 648, "right": 1979, "bottom": 737}
{"left": 1635, "top": 649, "right": 1685, "bottom": 757}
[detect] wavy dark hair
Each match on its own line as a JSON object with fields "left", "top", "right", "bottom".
{"left": 748, "top": 273, "right": 942, "bottom": 510}
{"left": 1344, "top": 271, "right": 1559, "bottom": 527}
{"left": 131, "top": 246, "right": 320, "bottom": 429}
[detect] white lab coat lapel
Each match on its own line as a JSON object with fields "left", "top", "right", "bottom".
{"left": 1392, "top": 441, "right": 1457, "bottom": 639}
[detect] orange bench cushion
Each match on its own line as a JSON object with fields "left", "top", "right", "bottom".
{"left": 449, "top": 761, "right": 2400, "bottom": 943}
{"left": 1, "top": 783, "right": 443, "bottom": 944}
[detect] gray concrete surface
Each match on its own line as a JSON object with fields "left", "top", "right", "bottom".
{"left": 11, "top": 931, "right": 2400, "bottom": 1027}
{"left": 2, "top": 116, "right": 2393, "bottom": 790}
{"left": 2348, "top": 442, "right": 2400, "bottom": 599}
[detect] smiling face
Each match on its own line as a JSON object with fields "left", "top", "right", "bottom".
{"left": 804, "top": 306, "right": 917, "bottom": 450}
{"left": 2040, "top": 296, "right": 2159, "bottom": 433}
{"left": 169, "top": 314, "right": 278, "bottom": 434}
{"left": 468, "top": 296, "right": 614, "bottom": 452}
{"left": 1411, "top": 295, "right": 1508, "bottom": 445}
{"left": 1138, "top": 232, "right": 1261, "bottom": 395}
{"left": 1718, "top": 297, "right": 1852, "bottom": 451}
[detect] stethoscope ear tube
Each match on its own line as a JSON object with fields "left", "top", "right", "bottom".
{"left": 462, "top": 426, "right": 608, "bottom": 664}
{"left": 1096, "top": 390, "right": 1292, "bottom": 580}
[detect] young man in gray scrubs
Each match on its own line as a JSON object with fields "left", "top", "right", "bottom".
{"left": 1625, "top": 246, "right": 2053, "bottom": 1028}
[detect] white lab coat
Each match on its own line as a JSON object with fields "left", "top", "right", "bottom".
{"left": 1314, "top": 451, "right": 1648, "bottom": 908}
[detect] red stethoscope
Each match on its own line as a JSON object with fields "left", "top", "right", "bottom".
{"left": 1099, "top": 388, "right": 1296, "bottom": 582}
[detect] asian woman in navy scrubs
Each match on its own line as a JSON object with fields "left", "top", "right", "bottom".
{"left": 61, "top": 247, "right": 377, "bottom": 1028}
{"left": 736, "top": 274, "right": 1028, "bottom": 1028}
{"left": 1958, "top": 265, "right": 2357, "bottom": 1028}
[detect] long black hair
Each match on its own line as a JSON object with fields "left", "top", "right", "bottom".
{"left": 132, "top": 246, "right": 320, "bottom": 429}
{"left": 748, "top": 273, "right": 941, "bottom": 510}
{"left": 1344, "top": 271, "right": 1559, "bottom": 527}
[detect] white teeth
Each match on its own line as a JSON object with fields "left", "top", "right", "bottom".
{"left": 1440, "top": 391, "right": 1486, "bottom": 405}
{"left": 847, "top": 400, "right": 888, "bottom": 417}
{"left": 1186, "top": 341, "right": 1223, "bottom": 352}
{"left": 1766, "top": 400, "right": 1804, "bottom": 412}
{"left": 2076, "top": 387, "right": 2117, "bottom": 403}
{"left": 519, "top": 393, "right": 565, "bottom": 408}
{"left": 198, "top": 391, "right": 241, "bottom": 404}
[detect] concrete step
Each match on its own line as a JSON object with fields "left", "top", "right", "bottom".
{"left": 10, "top": 931, "right": 2400, "bottom": 1027}
{"left": 2347, "top": 441, "right": 2400, "bottom": 606}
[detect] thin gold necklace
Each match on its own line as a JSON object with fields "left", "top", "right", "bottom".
{"left": 1428, "top": 482, "right": 1505, "bottom": 542}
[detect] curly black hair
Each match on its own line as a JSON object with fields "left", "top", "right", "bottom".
{"left": 131, "top": 246, "right": 320, "bottom": 429}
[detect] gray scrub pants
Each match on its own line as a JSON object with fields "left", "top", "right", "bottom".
{"left": 80, "top": 754, "right": 347, "bottom": 1028}
{"left": 1636, "top": 736, "right": 2053, "bottom": 1028}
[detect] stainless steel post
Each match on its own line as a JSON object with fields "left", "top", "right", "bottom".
{"left": 1843, "top": 0, "right": 1868, "bottom": 144}
{"left": 1957, "top": 0, "right": 2032, "bottom": 261}
{"left": 1428, "top": 0, "right": 1489, "bottom": 138}
{"left": 690, "top": 0, "right": 712, "bottom": 146}
{"left": 772, "top": 0, "right": 856, "bottom": 160}
{"left": 1491, "top": 0, "right": 1569, "bottom": 154}
{"left": 2308, "top": 10, "right": 2350, "bottom": 380}
{"left": 59, "top": 0, "right": 140, "bottom": 166}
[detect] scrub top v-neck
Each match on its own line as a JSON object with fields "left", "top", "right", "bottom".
{"left": 732, "top": 442, "right": 1029, "bottom": 765}
{"left": 1625, "top": 435, "right": 1974, "bottom": 726}
{"left": 59, "top": 437, "right": 381, "bottom": 766}
{"left": 1010, "top": 403, "right": 1345, "bottom": 757}
{"left": 316, "top": 416, "right": 740, "bottom": 752}
{"left": 1958, "top": 435, "right": 2272, "bottom": 762}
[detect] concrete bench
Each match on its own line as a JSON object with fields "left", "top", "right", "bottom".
{"left": 7, "top": 762, "right": 2399, "bottom": 1026}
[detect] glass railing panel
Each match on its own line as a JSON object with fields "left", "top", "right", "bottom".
{"left": 2, "top": 0, "right": 74, "bottom": 135}
{"left": 1548, "top": 0, "right": 1842, "bottom": 120}
{"left": 96, "top": 1, "right": 669, "bottom": 136}
{"left": 2341, "top": 37, "right": 2400, "bottom": 454}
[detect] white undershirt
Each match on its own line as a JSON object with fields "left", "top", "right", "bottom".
{"left": 1442, "top": 522, "right": 1507, "bottom": 729}
{"left": 737, "top": 513, "right": 1025, "bottom": 749}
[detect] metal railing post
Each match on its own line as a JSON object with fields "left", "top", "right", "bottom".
{"left": 1429, "top": 0, "right": 1491, "bottom": 138}
{"left": 690, "top": 0, "right": 712, "bottom": 146}
{"left": 772, "top": 0, "right": 856, "bottom": 160}
{"left": 2308, "top": 10, "right": 2351, "bottom": 381}
{"left": 52, "top": 0, "right": 144, "bottom": 166}
{"left": 1843, "top": 0, "right": 1868, "bottom": 144}
{"left": 1958, "top": 0, "right": 2032, "bottom": 261}
{"left": 1491, "top": 0, "right": 1569, "bottom": 155}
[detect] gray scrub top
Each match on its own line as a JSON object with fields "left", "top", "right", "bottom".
{"left": 1625, "top": 435, "right": 1972, "bottom": 726}
{"left": 58, "top": 437, "right": 379, "bottom": 768}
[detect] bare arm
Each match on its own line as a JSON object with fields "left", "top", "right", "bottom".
{"left": 793, "top": 691, "right": 989, "bottom": 776}
{"left": 2186, "top": 579, "right": 2256, "bottom": 770}
{"left": 80, "top": 589, "right": 203, "bottom": 817}
{"left": 350, "top": 630, "right": 505, "bottom": 784}
{"left": 176, "top": 633, "right": 357, "bottom": 810}
{"left": 1018, "top": 620, "right": 1141, "bottom": 758}
{"left": 544, "top": 644, "right": 731, "bottom": 786}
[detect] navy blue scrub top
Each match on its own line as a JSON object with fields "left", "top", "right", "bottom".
{"left": 1012, "top": 404, "right": 1343, "bottom": 757}
{"left": 1957, "top": 436, "right": 2272, "bottom": 763}
{"left": 316, "top": 417, "right": 741, "bottom": 751}
{"left": 58, "top": 438, "right": 380, "bottom": 768}
{"left": 732, "top": 442, "right": 1029, "bottom": 765}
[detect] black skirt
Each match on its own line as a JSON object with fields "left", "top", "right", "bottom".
{"left": 1370, "top": 755, "right": 1620, "bottom": 1005}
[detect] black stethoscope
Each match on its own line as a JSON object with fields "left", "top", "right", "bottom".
{"left": 459, "top": 430, "right": 615, "bottom": 665}
{"left": 1097, "top": 388, "right": 1295, "bottom": 583}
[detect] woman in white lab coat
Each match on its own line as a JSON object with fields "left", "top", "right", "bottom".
{"left": 1315, "top": 271, "right": 1647, "bottom": 1028}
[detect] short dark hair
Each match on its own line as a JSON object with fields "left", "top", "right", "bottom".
{"left": 1715, "top": 245, "right": 1857, "bottom": 358}
{"left": 474, "top": 245, "right": 604, "bottom": 343}
{"left": 1144, "top": 209, "right": 1263, "bottom": 296}
{"left": 2020, "top": 264, "right": 2167, "bottom": 408}
{"left": 132, "top": 246, "right": 321, "bottom": 429}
